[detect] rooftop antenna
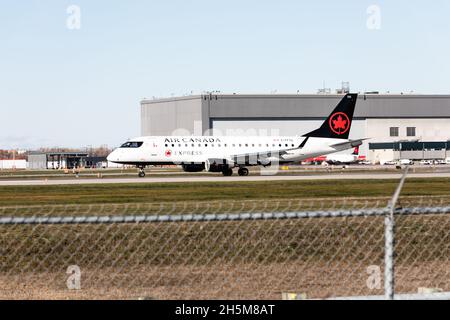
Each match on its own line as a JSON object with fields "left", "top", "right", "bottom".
{"left": 317, "top": 81, "right": 331, "bottom": 94}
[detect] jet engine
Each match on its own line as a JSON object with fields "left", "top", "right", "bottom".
{"left": 205, "top": 159, "right": 233, "bottom": 173}
{"left": 181, "top": 164, "right": 205, "bottom": 172}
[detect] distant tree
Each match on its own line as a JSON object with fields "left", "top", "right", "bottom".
{"left": 0, "top": 149, "right": 27, "bottom": 160}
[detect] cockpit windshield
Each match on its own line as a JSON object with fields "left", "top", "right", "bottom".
{"left": 120, "top": 141, "right": 144, "bottom": 148}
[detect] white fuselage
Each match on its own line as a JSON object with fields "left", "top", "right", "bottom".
{"left": 107, "top": 135, "right": 354, "bottom": 166}
{"left": 325, "top": 154, "right": 359, "bottom": 165}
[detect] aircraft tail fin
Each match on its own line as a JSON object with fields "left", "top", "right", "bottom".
{"left": 303, "top": 93, "right": 358, "bottom": 140}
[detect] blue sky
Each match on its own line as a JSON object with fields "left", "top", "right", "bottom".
{"left": 1, "top": 0, "right": 449, "bottom": 149}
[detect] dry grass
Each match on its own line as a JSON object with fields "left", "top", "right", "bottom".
{"left": 1, "top": 262, "right": 449, "bottom": 300}
{"left": 1, "top": 179, "right": 448, "bottom": 299}
{"left": 1, "top": 214, "right": 449, "bottom": 299}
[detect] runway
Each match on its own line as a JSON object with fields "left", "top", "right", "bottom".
{"left": 1, "top": 172, "right": 450, "bottom": 186}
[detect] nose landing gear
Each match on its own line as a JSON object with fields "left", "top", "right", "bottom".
{"left": 138, "top": 166, "right": 146, "bottom": 178}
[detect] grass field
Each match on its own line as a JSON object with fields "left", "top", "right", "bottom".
{"left": 0, "top": 178, "right": 449, "bottom": 207}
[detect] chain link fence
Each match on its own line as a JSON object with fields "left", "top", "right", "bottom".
{"left": 0, "top": 182, "right": 449, "bottom": 299}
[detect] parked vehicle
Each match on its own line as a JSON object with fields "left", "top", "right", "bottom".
{"left": 399, "top": 159, "right": 413, "bottom": 165}
{"left": 382, "top": 160, "right": 398, "bottom": 165}
{"left": 433, "top": 159, "right": 446, "bottom": 165}
{"left": 446, "top": 158, "right": 450, "bottom": 164}
{"left": 419, "top": 160, "right": 433, "bottom": 165}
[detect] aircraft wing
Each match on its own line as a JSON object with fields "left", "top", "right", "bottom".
{"left": 228, "top": 149, "right": 289, "bottom": 160}
{"left": 207, "top": 137, "right": 309, "bottom": 166}
{"left": 226, "top": 137, "right": 309, "bottom": 161}
{"left": 207, "top": 148, "right": 294, "bottom": 167}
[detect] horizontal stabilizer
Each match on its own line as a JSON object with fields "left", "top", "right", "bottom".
{"left": 330, "top": 138, "right": 368, "bottom": 150}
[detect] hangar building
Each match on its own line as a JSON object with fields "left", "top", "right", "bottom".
{"left": 27, "top": 152, "right": 107, "bottom": 170}
{"left": 141, "top": 93, "right": 450, "bottom": 164}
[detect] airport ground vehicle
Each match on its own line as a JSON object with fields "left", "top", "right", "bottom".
{"left": 433, "top": 159, "right": 446, "bottom": 165}
{"left": 419, "top": 160, "right": 433, "bottom": 165}
{"left": 383, "top": 160, "right": 398, "bottom": 166}
{"left": 399, "top": 159, "right": 413, "bottom": 165}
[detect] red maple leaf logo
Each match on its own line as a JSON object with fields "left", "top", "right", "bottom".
{"left": 333, "top": 115, "right": 347, "bottom": 131}
{"left": 165, "top": 150, "right": 172, "bottom": 157}
{"left": 329, "top": 112, "right": 350, "bottom": 135}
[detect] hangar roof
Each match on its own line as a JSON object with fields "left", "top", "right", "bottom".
{"left": 141, "top": 94, "right": 450, "bottom": 119}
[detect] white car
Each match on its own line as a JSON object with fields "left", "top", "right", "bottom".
{"left": 383, "top": 160, "right": 398, "bottom": 165}
{"left": 419, "top": 160, "right": 433, "bottom": 165}
{"left": 433, "top": 159, "right": 446, "bottom": 165}
{"left": 399, "top": 159, "right": 413, "bottom": 165}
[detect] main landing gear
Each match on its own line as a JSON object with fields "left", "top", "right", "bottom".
{"left": 238, "top": 167, "right": 249, "bottom": 176}
{"left": 138, "top": 166, "right": 146, "bottom": 178}
{"left": 222, "top": 168, "right": 233, "bottom": 176}
{"left": 221, "top": 167, "right": 249, "bottom": 177}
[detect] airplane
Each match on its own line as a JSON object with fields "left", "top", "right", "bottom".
{"left": 107, "top": 93, "right": 364, "bottom": 177}
{"left": 303, "top": 147, "right": 361, "bottom": 165}
{"left": 323, "top": 147, "right": 365, "bottom": 165}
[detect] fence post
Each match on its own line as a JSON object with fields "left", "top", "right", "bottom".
{"left": 385, "top": 166, "right": 409, "bottom": 300}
